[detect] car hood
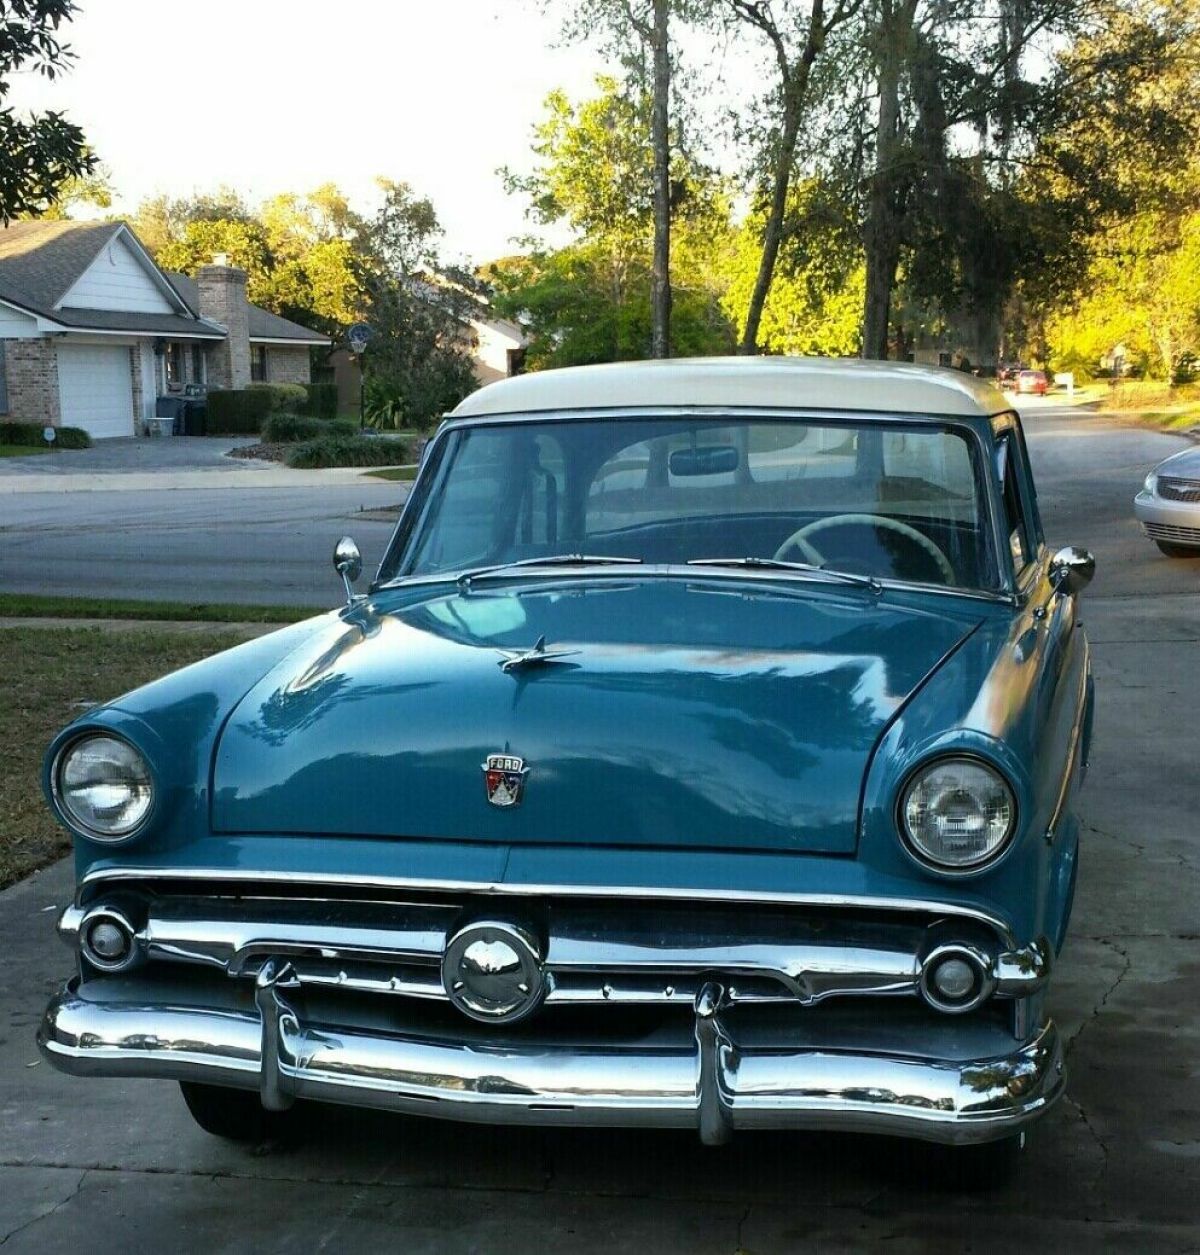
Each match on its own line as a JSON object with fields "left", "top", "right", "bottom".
{"left": 211, "top": 578, "right": 981, "bottom": 855}
{"left": 1154, "top": 445, "right": 1200, "bottom": 479}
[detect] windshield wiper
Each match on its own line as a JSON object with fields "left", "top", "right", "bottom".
{"left": 457, "top": 554, "right": 642, "bottom": 590}
{"left": 686, "top": 557, "right": 883, "bottom": 594}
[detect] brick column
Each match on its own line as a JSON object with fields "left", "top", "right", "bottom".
{"left": 5, "top": 338, "right": 61, "bottom": 424}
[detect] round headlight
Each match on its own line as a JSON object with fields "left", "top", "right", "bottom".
{"left": 55, "top": 735, "right": 153, "bottom": 840}
{"left": 1143, "top": 471, "right": 1158, "bottom": 495}
{"left": 900, "top": 757, "right": 1015, "bottom": 871}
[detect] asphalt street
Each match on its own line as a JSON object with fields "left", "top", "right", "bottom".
{"left": 0, "top": 482, "right": 407, "bottom": 607}
{"left": 1, "top": 406, "right": 1198, "bottom": 1252}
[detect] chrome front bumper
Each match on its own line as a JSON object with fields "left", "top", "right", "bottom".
{"left": 39, "top": 964, "right": 1065, "bottom": 1146}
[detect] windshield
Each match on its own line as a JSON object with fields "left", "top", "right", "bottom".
{"left": 381, "top": 416, "right": 997, "bottom": 591}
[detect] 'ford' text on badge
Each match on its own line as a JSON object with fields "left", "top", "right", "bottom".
{"left": 483, "top": 754, "right": 527, "bottom": 807}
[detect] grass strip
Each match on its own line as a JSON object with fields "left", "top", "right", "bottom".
{"left": 0, "top": 627, "right": 248, "bottom": 889}
{"left": 0, "top": 594, "right": 325, "bottom": 623}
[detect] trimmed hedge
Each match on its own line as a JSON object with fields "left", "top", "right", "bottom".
{"left": 286, "top": 435, "right": 409, "bottom": 469}
{"left": 261, "top": 412, "right": 326, "bottom": 443}
{"left": 0, "top": 421, "right": 92, "bottom": 449}
{"left": 205, "top": 389, "right": 273, "bottom": 435}
{"left": 261, "top": 414, "right": 364, "bottom": 443}
{"left": 248, "top": 381, "right": 309, "bottom": 411}
{"left": 302, "top": 381, "right": 338, "bottom": 419}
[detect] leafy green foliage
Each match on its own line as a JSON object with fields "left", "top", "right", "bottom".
{"left": 302, "top": 382, "right": 338, "bottom": 419}
{"left": 493, "top": 77, "right": 735, "bottom": 366}
{"left": 0, "top": 0, "right": 95, "bottom": 222}
{"left": 722, "top": 179, "right": 862, "bottom": 357}
{"left": 247, "top": 382, "right": 309, "bottom": 411}
{"left": 285, "top": 435, "right": 410, "bottom": 468}
{"left": 204, "top": 389, "right": 272, "bottom": 435}
{"left": 260, "top": 412, "right": 325, "bottom": 443}
{"left": 0, "top": 421, "right": 89, "bottom": 448}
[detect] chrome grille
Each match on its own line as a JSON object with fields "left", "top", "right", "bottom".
{"left": 1158, "top": 477, "right": 1200, "bottom": 503}
{"left": 1143, "top": 521, "right": 1200, "bottom": 543}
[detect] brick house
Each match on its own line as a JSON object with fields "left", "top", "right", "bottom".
{"left": 0, "top": 219, "right": 328, "bottom": 438}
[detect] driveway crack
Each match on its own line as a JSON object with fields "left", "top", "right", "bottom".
{"left": 0, "top": 1168, "right": 87, "bottom": 1246}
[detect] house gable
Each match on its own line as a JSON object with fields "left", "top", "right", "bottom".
{"left": 59, "top": 233, "right": 177, "bottom": 316}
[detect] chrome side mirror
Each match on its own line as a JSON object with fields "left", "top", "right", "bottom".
{"left": 1048, "top": 546, "right": 1095, "bottom": 597}
{"left": 333, "top": 536, "right": 363, "bottom": 606}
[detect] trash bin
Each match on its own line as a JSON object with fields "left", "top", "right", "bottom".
{"left": 182, "top": 398, "right": 207, "bottom": 436}
{"left": 153, "top": 395, "right": 186, "bottom": 436}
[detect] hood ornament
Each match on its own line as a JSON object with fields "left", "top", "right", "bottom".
{"left": 497, "top": 634, "right": 579, "bottom": 674}
{"left": 483, "top": 753, "right": 528, "bottom": 807}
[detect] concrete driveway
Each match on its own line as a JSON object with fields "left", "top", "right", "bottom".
{"left": 0, "top": 436, "right": 259, "bottom": 477}
{"left": 1, "top": 407, "right": 1198, "bottom": 1251}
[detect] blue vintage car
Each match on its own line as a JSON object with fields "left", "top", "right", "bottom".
{"left": 38, "top": 358, "right": 1095, "bottom": 1170}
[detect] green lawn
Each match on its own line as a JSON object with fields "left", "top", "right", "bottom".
{"left": 0, "top": 627, "right": 247, "bottom": 889}
{"left": 0, "top": 444, "right": 48, "bottom": 458}
{"left": 363, "top": 465, "right": 419, "bottom": 481}
{"left": 0, "top": 593, "right": 326, "bottom": 623}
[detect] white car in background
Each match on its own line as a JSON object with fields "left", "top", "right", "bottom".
{"left": 1135, "top": 447, "right": 1200, "bottom": 556}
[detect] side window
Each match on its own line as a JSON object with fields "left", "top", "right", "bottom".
{"left": 996, "top": 432, "right": 1034, "bottom": 574}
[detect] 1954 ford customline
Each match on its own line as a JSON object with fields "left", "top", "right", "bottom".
{"left": 38, "top": 357, "right": 1095, "bottom": 1165}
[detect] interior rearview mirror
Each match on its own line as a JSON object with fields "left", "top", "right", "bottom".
{"left": 669, "top": 445, "right": 739, "bottom": 477}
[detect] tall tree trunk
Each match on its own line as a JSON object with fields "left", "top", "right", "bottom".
{"left": 861, "top": 0, "right": 913, "bottom": 361}
{"left": 650, "top": 0, "right": 672, "bottom": 358}
{"left": 738, "top": 2, "right": 827, "bottom": 356}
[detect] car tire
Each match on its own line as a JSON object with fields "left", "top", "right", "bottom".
{"left": 1155, "top": 540, "right": 1199, "bottom": 559}
{"left": 179, "top": 1081, "right": 300, "bottom": 1142}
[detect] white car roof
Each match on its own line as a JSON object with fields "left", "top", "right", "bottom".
{"left": 450, "top": 356, "right": 1011, "bottom": 421}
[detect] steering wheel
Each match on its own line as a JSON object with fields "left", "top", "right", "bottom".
{"left": 773, "top": 513, "right": 957, "bottom": 585}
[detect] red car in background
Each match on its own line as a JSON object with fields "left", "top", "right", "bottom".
{"left": 1017, "top": 369, "right": 1049, "bottom": 395}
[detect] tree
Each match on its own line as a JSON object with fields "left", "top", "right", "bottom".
{"left": 548, "top": 1, "right": 714, "bottom": 358}
{"left": 494, "top": 77, "right": 735, "bottom": 366}
{"left": 725, "top": 0, "right": 864, "bottom": 353}
{"left": 722, "top": 178, "right": 863, "bottom": 356}
{"left": 0, "top": 0, "right": 95, "bottom": 222}
{"left": 356, "top": 180, "right": 478, "bottom": 431}
{"left": 1009, "top": 0, "right": 1200, "bottom": 375}
{"left": 33, "top": 162, "right": 112, "bottom": 219}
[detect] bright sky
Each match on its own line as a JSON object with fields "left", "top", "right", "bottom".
{"left": 7, "top": 0, "right": 612, "bottom": 265}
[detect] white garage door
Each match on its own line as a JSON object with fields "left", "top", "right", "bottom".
{"left": 57, "top": 343, "right": 134, "bottom": 438}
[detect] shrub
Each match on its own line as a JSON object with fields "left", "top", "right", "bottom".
{"left": 247, "top": 382, "right": 309, "bottom": 412}
{"left": 261, "top": 412, "right": 325, "bottom": 443}
{"left": 286, "top": 435, "right": 409, "bottom": 469}
{"left": 0, "top": 422, "right": 91, "bottom": 448}
{"left": 0, "top": 421, "right": 42, "bottom": 445}
{"left": 52, "top": 426, "right": 92, "bottom": 449}
{"left": 205, "top": 389, "right": 273, "bottom": 434}
{"left": 327, "top": 418, "right": 358, "bottom": 437}
{"left": 1098, "top": 380, "right": 1200, "bottom": 411}
{"left": 302, "top": 381, "right": 338, "bottom": 419}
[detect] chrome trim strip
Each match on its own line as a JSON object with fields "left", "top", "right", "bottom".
{"left": 39, "top": 978, "right": 1065, "bottom": 1145}
{"left": 77, "top": 867, "right": 1020, "bottom": 950}
{"left": 1046, "top": 641, "right": 1091, "bottom": 842}
{"left": 57, "top": 897, "right": 1049, "bottom": 1010}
